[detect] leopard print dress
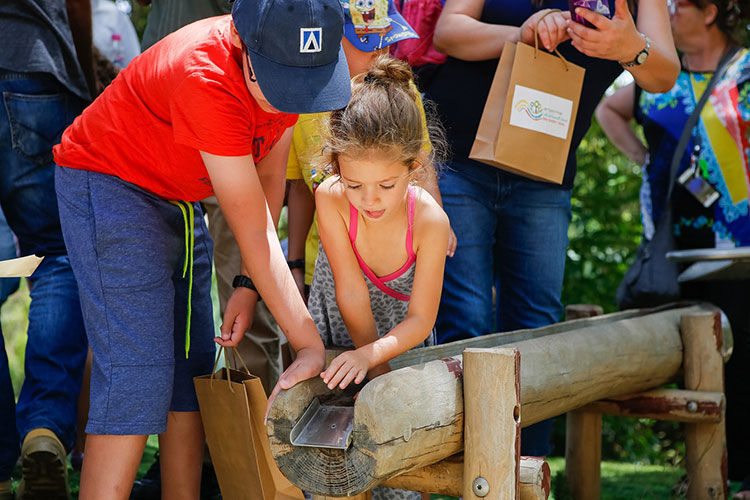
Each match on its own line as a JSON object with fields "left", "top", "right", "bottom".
{"left": 307, "top": 186, "right": 433, "bottom": 500}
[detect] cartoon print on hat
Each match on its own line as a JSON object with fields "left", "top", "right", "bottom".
{"left": 341, "top": 0, "right": 419, "bottom": 52}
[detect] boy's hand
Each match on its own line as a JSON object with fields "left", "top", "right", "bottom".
{"left": 216, "top": 287, "right": 257, "bottom": 347}
{"left": 320, "top": 349, "right": 370, "bottom": 390}
{"left": 266, "top": 346, "right": 325, "bottom": 421}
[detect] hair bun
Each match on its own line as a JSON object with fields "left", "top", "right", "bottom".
{"left": 362, "top": 55, "right": 417, "bottom": 99}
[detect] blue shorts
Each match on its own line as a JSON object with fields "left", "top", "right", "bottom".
{"left": 55, "top": 166, "right": 215, "bottom": 435}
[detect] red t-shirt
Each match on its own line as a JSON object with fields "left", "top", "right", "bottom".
{"left": 54, "top": 16, "right": 298, "bottom": 202}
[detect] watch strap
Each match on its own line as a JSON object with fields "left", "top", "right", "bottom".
{"left": 621, "top": 34, "right": 650, "bottom": 68}
{"left": 233, "top": 274, "right": 259, "bottom": 295}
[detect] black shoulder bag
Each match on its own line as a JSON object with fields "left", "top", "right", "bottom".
{"left": 615, "top": 47, "right": 739, "bottom": 310}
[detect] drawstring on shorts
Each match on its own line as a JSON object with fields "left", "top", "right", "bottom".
{"left": 170, "top": 200, "right": 195, "bottom": 359}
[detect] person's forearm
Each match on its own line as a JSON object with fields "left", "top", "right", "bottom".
{"left": 287, "top": 179, "right": 315, "bottom": 261}
{"left": 336, "top": 289, "right": 380, "bottom": 348}
{"left": 358, "top": 315, "right": 433, "bottom": 368}
{"left": 433, "top": 13, "right": 520, "bottom": 61}
{"left": 257, "top": 169, "right": 286, "bottom": 228}
{"left": 66, "top": 0, "right": 97, "bottom": 99}
{"left": 233, "top": 211, "right": 322, "bottom": 351}
{"left": 625, "top": 41, "right": 680, "bottom": 93}
{"left": 596, "top": 105, "right": 647, "bottom": 165}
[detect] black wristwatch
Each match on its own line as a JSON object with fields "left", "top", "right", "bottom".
{"left": 621, "top": 33, "right": 650, "bottom": 68}
{"left": 232, "top": 275, "right": 260, "bottom": 300}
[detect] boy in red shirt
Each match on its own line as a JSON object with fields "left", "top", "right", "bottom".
{"left": 53, "top": 0, "right": 350, "bottom": 498}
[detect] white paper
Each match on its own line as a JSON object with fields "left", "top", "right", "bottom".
{"left": 0, "top": 255, "right": 43, "bottom": 278}
{"left": 509, "top": 85, "right": 574, "bottom": 139}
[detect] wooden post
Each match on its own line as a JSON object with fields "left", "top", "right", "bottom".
{"left": 564, "top": 305, "right": 602, "bottom": 500}
{"left": 682, "top": 312, "right": 728, "bottom": 500}
{"left": 463, "top": 348, "right": 521, "bottom": 500}
{"left": 565, "top": 409, "right": 601, "bottom": 500}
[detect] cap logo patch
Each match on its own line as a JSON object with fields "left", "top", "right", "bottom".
{"left": 300, "top": 28, "right": 323, "bottom": 53}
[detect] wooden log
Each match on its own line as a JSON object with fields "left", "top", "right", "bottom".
{"left": 382, "top": 455, "right": 550, "bottom": 500}
{"left": 268, "top": 305, "right": 703, "bottom": 495}
{"left": 563, "top": 304, "right": 602, "bottom": 500}
{"left": 463, "top": 348, "right": 521, "bottom": 500}
{"left": 565, "top": 409, "right": 601, "bottom": 500}
{"left": 583, "top": 389, "right": 724, "bottom": 423}
{"left": 313, "top": 493, "right": 371, "bottom": 500}
{"left": 682, "top": 312, "right": 728, "bottom": 500}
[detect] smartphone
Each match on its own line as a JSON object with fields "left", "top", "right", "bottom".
{"left": 568, "top": 0, "right": 612, "bottom": 28}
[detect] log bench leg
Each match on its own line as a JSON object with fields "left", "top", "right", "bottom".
{"left": 682, "top": 312, "right": 728, "bottom": 500}
{"left": 565, "top": 409, "right": 601, "bottom": 500}
{"left": 463, "top": 348, "right": 521, "bottom": 500}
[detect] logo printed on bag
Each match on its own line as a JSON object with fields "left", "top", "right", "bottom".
{"left": 300, "top": 28, "right": 322, "bottom": 53}
{"left": 509, "top": 85, "right": 573, "bottom": 139}
{"left": 514, "top": 100, "right": 544, "bottom": 120}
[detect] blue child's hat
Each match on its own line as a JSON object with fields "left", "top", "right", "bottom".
{"left": 340, "top": 0, "right": 419, "bottom": 52}
{"left": 232, "top": 0, "right": 352, "bottom": 114}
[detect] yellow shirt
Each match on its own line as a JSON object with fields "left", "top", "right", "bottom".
{"left": 286, "top": 80, "right": 431, "bottom": 285}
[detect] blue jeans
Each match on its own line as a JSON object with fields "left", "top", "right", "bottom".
{"left": 0, "top": 71, "right": 88, "bottom": 480}
{"left": 0, "top": 207, "right": 19, "bottom": 302}
{"left": 437, "top": 159, "right": 572, "bottom": 456}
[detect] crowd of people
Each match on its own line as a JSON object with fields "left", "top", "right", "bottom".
{"left": 0, "top": 0, "right": 748, "bottom": 500}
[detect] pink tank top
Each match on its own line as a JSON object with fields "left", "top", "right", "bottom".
{"left": 347, "top": 185, "right": 416, "bottom": 301}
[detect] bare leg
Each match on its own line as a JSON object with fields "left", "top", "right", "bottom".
{"left": 159, "top": 411, "right": 204, "bottom": 500}
{"left": 79, "top": 434, "right": 147, "bottom": 500}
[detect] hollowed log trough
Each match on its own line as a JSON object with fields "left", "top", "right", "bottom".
{"left": 267, "top": 304, "right": 720, "bottom": 496}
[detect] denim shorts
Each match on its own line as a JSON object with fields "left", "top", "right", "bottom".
{"left": 55, "top": 166, "right": 215, "bottom": 435}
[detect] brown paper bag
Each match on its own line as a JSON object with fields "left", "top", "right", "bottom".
{"left": 195, "top": 348, "right": 304, "bottom": 500}
{"left": 470, "top": 39, "right": 585, "bottom": 183}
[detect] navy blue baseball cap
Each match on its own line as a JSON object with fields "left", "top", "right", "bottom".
{"left": 232, "top": 0, "right": 352, "bottom": 114}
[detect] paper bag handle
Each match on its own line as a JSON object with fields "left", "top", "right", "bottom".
{"left": 533, "top": 9, "right": 571, "bottom": 71}
{"left": 209, "top": 346, "right": 252, "bottom": 392}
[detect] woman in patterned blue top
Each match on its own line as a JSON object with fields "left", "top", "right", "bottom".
{"left": 597, "top": 0, "right": 750, "bottom": 493}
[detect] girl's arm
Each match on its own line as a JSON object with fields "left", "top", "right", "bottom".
{"left": 596, "top": 83, "right": 648, "bottom": 165}
{"left": 315, "top": 178, "right": 381, "bottom": 348}
{"left": 568, "top": 0, "right": 679, "bottom": 93}
{"left": 200, "top": 150, "right": 325, "bottom": 407}
{"left": 322, "top": 192, "right": 450, "bottom": 390}
{"left": 433, "top": 0, "right": 571, "bottom": 61}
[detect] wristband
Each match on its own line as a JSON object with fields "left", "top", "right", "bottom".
{"left": 232, "top": 275, "right": 261, "bottom": 300}
{"left": 287, "top": 259, "right": 305, "bottom": 270}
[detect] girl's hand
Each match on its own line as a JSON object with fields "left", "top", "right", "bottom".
{"left": 216, "top": 287, "right": 257, "bottom": 347}
{"left": 266, "top": 345, "right": 326, "bottom": 421}
{"left": 320, "top": 350, "right": 370, "bottom": 390}
{"left": 367, "top": 362, "right": 391, "bottom": 380}
{"left": 519, "top": 9, "right": 572, "bottom": 52}
{"left": 567, "top": 0, "right": 644, "bottom": 62}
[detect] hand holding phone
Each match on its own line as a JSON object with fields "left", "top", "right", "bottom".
{"left": 568, "top": 0, "right": 612, "bottom": 28}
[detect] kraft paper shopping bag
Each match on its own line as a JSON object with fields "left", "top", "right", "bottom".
{"left": 470, "top": 20, "right": 585, "bottom": 183}
{"left": 195, "top": 348, "right": 304, "bottom": 500}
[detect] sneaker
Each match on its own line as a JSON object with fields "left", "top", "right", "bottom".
{"left": 129, "top": 452, "right": 221, "bottom": 500}
{"left": 15, "top": 429, "right": 70, "bottom": 500}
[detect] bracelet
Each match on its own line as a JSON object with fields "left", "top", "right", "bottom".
{"left": 232, "top": 275, "right": 261, "bottom": 301}
{"left": 287, "top": 259, "right": 305, "bottom": 270}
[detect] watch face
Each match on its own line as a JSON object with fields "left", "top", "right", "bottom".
{"left": 636, "top": 51, "right": 648, "bottom": 64}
